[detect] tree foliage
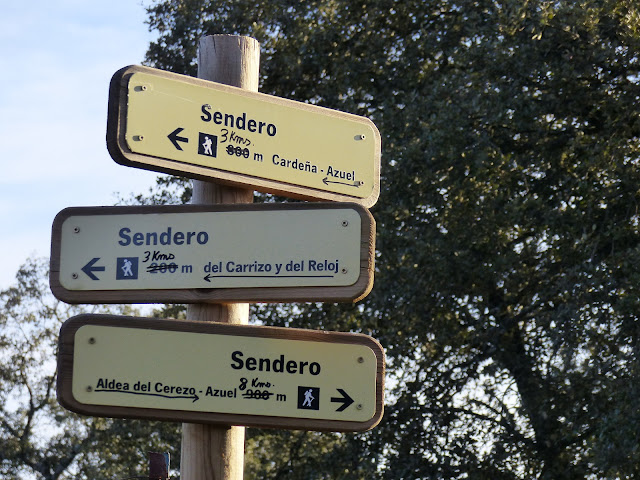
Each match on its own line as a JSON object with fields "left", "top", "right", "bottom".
{"left": 0, "top": 258, "right": 181, "bottom": 480}
{"left": 4, "top": 0, "right": 640, "bottom": 478}
{"left": 144, "top": 1, "right": 640, "bottom": 478}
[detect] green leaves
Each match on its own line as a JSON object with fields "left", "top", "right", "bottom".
{"left": 0, "top": 259, "right": 181, "bottom": 480}
{"left": 111, "top": 0, "right": 640, "bottom": 477}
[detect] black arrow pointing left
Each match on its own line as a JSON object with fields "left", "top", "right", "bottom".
{"left": 168, "top": 127, "right": 189, "bottom": 151}
{"left": 81, "top": 258, "right": 105, "bottom": 281}
{"left": 322, "top": 177, "right": 362, "bottom": 188}
{"left": 331, "top": 388, "right": 354, "bottom": 412}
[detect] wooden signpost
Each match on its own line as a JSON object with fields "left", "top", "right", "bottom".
{"left": 58, "top": 314, "right": 385, "bottom": 432}
{"left": 52, "top": 34, "right": 384, "bottom": 480}
{"left": 49, "top": 203, "right": 374, "bottom": 304}
{"left": 107, "top": 65, "right": 381, "bottom": 207}
{"left": 180, "top": 35, "right": 257, "bottom": 480}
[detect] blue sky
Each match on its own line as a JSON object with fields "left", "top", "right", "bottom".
{"left": 0, "top": 0, "right": 163, "bottom": 289}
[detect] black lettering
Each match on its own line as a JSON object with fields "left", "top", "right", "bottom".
{"left": 310, "top": 362, "right": 321, "bottom": 375}
{"left": 231, "top": 351, "right": 244, "bottom": 370}
{"left": 286, "top": 360, "right": 297, "bottom": 374}
{"left": 236, "top": 112, "right": 246, "bottom": 129}
{"left": 151, "top": 251, "right": 175, "bottom": 261}
{"left": 246, "top": 357, "right": 257, "bottom": 370}
{"left": 271, "top": 154, "right": 316, "bottom": 173}
{"left": 258, "top": 357, "right": 271, "bottom": 371}
{"left": 273, "top": 355, "right": 284, "bottom": 372}
{"left": 230, "top": 353, "right": 321, "bottom": 375}
{"left": 201, "top": 104, "right": 212, "bottom": 122}
{"left": 200, "top": 107, "right": 276, "bottom": 137}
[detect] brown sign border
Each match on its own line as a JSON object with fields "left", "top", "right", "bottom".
{"left": 107, "top": 65, "right": 381, "bottom": 208}
{"left": 50, "top": 202, "right": 375, "bottom": 304}
{"left": 57, "top": 314, "right": 385, "bottom": 432}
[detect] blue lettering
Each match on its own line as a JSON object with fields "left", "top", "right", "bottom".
{"left": 118, "top": 227, "right": 131, "bottom": 246}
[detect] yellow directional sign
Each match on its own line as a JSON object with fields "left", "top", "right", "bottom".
{"left": 50, "top": 203, "right": 375, "bottom": 304}
{"left": 57, "top": 314, "right": 385, "bottom": 432}
{"left": 107, "top": 65, "right": 381, "bottom": 207}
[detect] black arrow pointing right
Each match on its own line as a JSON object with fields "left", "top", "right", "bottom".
{"left": 331, "top": 388, "right": 354, "bottom": 412}
{"left": 168, "top": 127, "right": 189, "bottom": 151}
{"left": 95, "top": 388, "right": 200, "bottom": 402}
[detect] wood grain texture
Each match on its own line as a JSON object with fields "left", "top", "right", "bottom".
{"left": 181, "top": 424, "right": 244, "bottom": 480}
{"left": 56, "top": 314, "right": 385, "bottom": 432}
{"left": 183, "top": 34, "right": 258, "bottom": 480}
{"left": 198, "top": 35, "right": 260, "bottom": 91}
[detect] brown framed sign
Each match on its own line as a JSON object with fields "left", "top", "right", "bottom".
{"left": 57, "top": 314, "right": 385, "bottom": 432}
{"left": 50, "top": 202, "right": 375, "bottom": 304}
{"left": 107, "top": 65, "right": 381, "bottom": 208}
